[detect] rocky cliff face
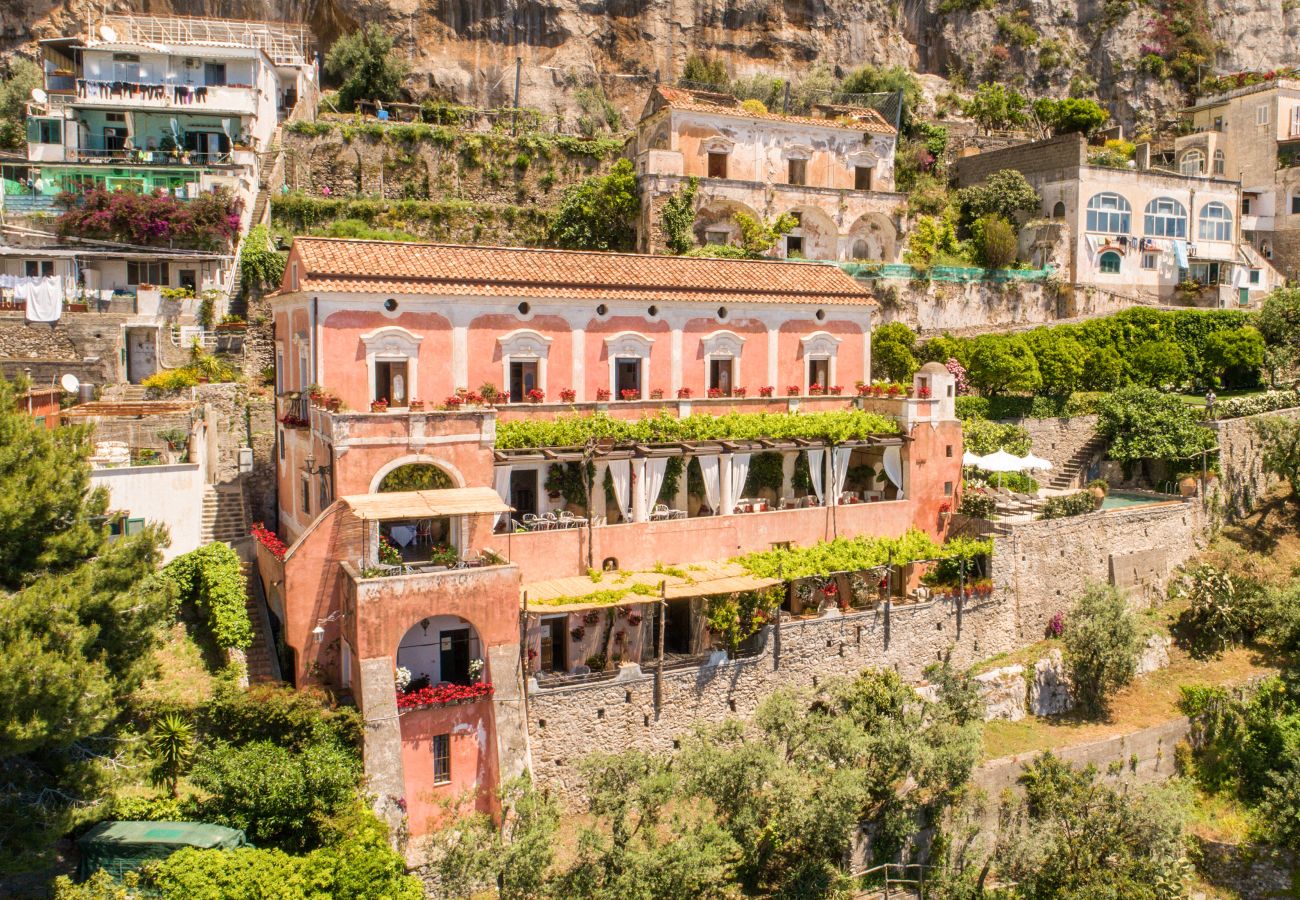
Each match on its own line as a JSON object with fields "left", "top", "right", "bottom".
{"left": 3, "top": 0, "right": 1298, "bottom": 130}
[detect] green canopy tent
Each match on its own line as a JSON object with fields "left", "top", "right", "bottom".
{"left": 76, "top": 821, "right": 246, "bottom": 881}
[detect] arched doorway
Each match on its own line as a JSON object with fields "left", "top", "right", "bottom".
{"left": 692, "top": 199, "right": 762, "bottom": 250}
{"left": 378, "top": 463, "right": 455, "bottom": 493}
{"left": 846, "top": 212, "right": 899, "bottom": 262}
{"left": 397, "top": 614, "right": 486, "bottom": 691}
{"left": 783, "top": 206, "right": 839, "bottom": 260}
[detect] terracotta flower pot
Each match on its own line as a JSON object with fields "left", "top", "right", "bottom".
{"left": 1179, "top": 476, "right": 1198, "bottom": 497}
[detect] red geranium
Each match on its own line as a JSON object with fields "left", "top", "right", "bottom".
{"left": 396, "top": 681, "right": 494, "bottom": 709}
{"left": 251, "top": 522, "right": 287, "bottom": 560}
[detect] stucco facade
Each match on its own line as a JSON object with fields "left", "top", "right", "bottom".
{"left": 632, "top": 86, "right": 907, "bottom": 261}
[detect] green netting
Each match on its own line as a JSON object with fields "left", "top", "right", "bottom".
{"left": 838, "top": 262, "right": 1055, "bottom": 283}
{"left": 76, "top": 821, "right": 246, "bottom": 881}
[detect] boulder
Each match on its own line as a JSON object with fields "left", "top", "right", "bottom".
{"left": 974, "top": 664, "right": 1027, "bottom": 722}
{"left": 1030, "top": 649, "right": 1073, "bottom": 716}
{"left": 1136, "top": 633, "right": 1172, "bottom": 676}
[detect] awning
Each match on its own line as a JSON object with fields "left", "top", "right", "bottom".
{"left": 522, "top": 560, "right": 782, "bottom": 612}
{"left": 342, "top": 486, "right": 512, "bottom": 520}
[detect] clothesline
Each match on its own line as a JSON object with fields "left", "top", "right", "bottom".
{"left": 0, "top": 276, "right": 63, "bottom": 323}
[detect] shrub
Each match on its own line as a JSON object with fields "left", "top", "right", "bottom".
{"left": 1096, "top": 386, "right": 1213, "bottom": 472}
{"left": 1040, "top": 491, "right": 1095, "bottom": 519}
{"left": 958, "top": 491, "right": 996, "bottom": 518}
{"left": 660, "top": 177, "right": 699, "bottom": 255}
{"left": 966, "top": 334, "right": 1041, "bottom": 396}
{"left": 1130, "top": 340, "right": 1188, "bottom": 388}
{"left": 1214, "top": 390, "right": 1300, "bottom": 419}
{"left": 971, "top": 214, "right": 1018, "bottom": 268}
{"left": 1175, "top": 565, "right": 1264, "bottom": 657}
{"left": 323, "top": 24, "right": 409, "bottom": 111}
{"left": 239, "top": 224, "right": 287, "bottom": 291}
{"left": 1202, "top": 326, "right": 1265, "bottom": 388}
{"left": 872, "top": 322, "right": 919, "bottom": 382}
{"left": 57, "top": 188, "right": 241, "bottom": 250}
{"left": 548, "top": 159, "right": 640, "bottom": 252}
{"left": 141, "top": 369, "right": 200, "bottom": 396}
{"left": 201, "top": 681, "right": 362, "bottom": 754}
{"left": 1062, "top": 583, "right": 1142, "bottom": 717}
{"left": 161, "top": 543, "right": 253, "bottom": 650}
{"left": 962, "top": 417, "right": 1032, "bottom": 455}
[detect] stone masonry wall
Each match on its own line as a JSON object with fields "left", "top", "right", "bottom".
{"left": 991, "top": 500, "right": 1205, "bottom": 640}
{"left": 0, "top": 312, "right": 126, "bottom": 385}
{"left": 1211, "top": 406, "right": 1300, "bottom": 518}
{"left": 951, "top": 135, "right": 1086, "bottom": 188}
{"left": 1010, "top": 414, "right": 1102, "bottom": 483}
{"left": 528, "top": 595, "right": 1020, "bottom": 802}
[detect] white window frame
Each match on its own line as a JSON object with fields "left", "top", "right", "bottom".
{"left": 1141, "top": 252, "right": 1159, "bottom": 270}
{"left": 275, "top": 347, "right": 284, "bottom": 394}
{"left": 498, "top": 328, "right": 552, "bottom": 402}
{"left": 1257, "top": 104, "right": 1270, "bottom": 126}
{"left": 1085, "top": 193, "right": 1131, "bottom": 233}
{"left": 1198, "top": 201, "right": 1233, "bottom": 242}
{"left": 800, "top": 331, "right": 842, "bottom": 393}
{"left": 700, "top": 330, "right": 746, "bottom": 393}
{"left": 1098, "top": 250, "right": 1123, "bottom": 275}
{"left": 1143, "top": 197, "right": 1187, "bottom": 238}
{"left": 604, "top": 331, "right": 654, "bottom": 395}
{"left": 1179, "top": 150, "right": 1205, "bottom": 176}
{"left": 361, "top": 326, "right": 423, "bottom": 407}
{"left": 1212, "top": 149, "right": 1225, "bottom": 175}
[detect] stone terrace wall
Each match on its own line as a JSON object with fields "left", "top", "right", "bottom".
{"left": 0, "top": 312, "right": 126, "bottom": 385}
{"left": 1008, "top": 414, "right": 1102, "bottom": 480}
{"left": 1211, "top": 406, "right": 1300, "bottom": 517}
{"left": 528, "top": 594, "right": 1020, "bottom": 801}
{"left": 991, "top": 500, "right": 1205, "bottom": 640}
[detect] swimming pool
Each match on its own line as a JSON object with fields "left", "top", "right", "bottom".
{"left": 1100, "top": 490, "right": 1178, "bottom": 510}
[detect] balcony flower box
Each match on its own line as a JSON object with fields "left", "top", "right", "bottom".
{"left": 677, "top": 387, "right": 693, "bottom": 399}
{"left": 560, "top": 388, "right": 577, "bottom": 403}
{"left": 707, "top": 387, "right": 722, "bottom": 399}
{"left": 409, "top": 399, "right": 425, "bottom": 411}
{"left": 786, "top": 385, "right": 801, "bottom": 396}
{"left": 596, "top": 388, "right": 611, "bottom": 401}
{"left": 620, "top": 389, "right": 641, "bottom": 401}
{"left": 917, "top": 386, "right": 933, "bottom": 399}
{"left": 395, "top": 681, "right": 494, "bottom": 710}
{"left": 829, "top": 385, "right": 843, "bottom": 396}
{"left": 251, "top": 522, "right": 287, "bottom": 560}
{"left": 444, "top": 395, "right": 463, "bottom": 409}
{"left": 650, "top": 388, "right": 665, "bottom": 399}
{"left": 278, "top": 414, "right": 308, "bottom": 428}
{"left": 809, "top": 384, "right": 825, "bottom": 396}
{"left": 527, "top": 388, "right": 545, "bottom": 403}
{"left": 759, "top": 386, "right": 774, "bottom": 397}
{"left": 734, "top": 387, "right": 747, "bottom": 397}
{"left": 370, "top": 399, "right": 389, "bottom": 413}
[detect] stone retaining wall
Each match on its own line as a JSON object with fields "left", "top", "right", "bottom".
{"left": 0, "top": 312, "right": 127, "bottom": 384}
{"left": 1007, "top": 414, "right": 1102, "bottom": 481}
{"left": 528, "top": 595, "right": 1020, "bottom": 801}
{"left": 1211, "top": 406, "right": 1300, "bottom": 517}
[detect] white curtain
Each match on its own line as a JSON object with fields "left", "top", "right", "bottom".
{"left": 698, "top": 455, "right": 721, "bottom": 514}
{"left": 609, "top": 458, "right": 633, "bottom": 522}
{"left": 806, "top": 448, "right": 825, "bottom": 505}
{"left": 643, "top": 457, "right": 668, "bottom": 513}
{"left": 882, "top": 446, "right": 905, "bottom": 499}
{"left": 831, "top": 447, "right": 853, "bottom": 504}
{"left": 728, "top": 453, "right": 751, "bottom": 514}
{"left": 493, "top": 466, "right": 512, "bottom": 528}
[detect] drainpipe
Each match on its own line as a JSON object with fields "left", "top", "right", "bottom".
{"left": 310, "top": 295, "right": 319, "bottom": 386}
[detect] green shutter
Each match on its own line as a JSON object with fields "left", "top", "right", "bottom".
{"left": 125, "top": 518, "right": 146, "bottom": 536}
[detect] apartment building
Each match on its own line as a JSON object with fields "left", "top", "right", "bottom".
{"left": 631, "top": 85, "right": 908, "bottom": 262}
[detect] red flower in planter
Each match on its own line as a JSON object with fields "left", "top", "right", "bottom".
{"left": 786, "top": 385, "right": 801, "bottom": 396}
{"left": 759, "top": 386, "right": 774, "bottom": 397}
{"left": 734, "top": 386, "right": 747, "bottom": 397}
{"left": 829, "top": 385, "right": 843, "bottom": 396}
{"left": 620, "top": 389, "right": 641, "bottom": 401}
{"left": 527, "top": 388, "right": 545, "bottom": 403}
{"left": 650, "top": 388, "right": 665, "bottom": 399}
{"left": 917, "top": 385, "right": 933, "bottom": 399}
{"left": 707, "top": 387, "right": 722, "bottom": 398}
{"left": 251, "top": 522, "right": 287, "bottom": 560}
{"left": 856, "top": 383, "right": 871, "bottom": 397}
{"left": 559, "top": 388, "right": 577, "bottom": 403}
{"left": 886, "top": 384, "right": 902, "bottom": 397}
{"left": 444, "top": 395, "right": 463, "bottom": 408}
{"left": 396, "top": 682, "right": 494, "bottom": 709}
{"left": 809, "top": 384, "right": 824, "bottom": 395}
{"left": 596, "top": 388, "right": 611, "bottom": 401}
{"left": 677, "top": 387, "right": 693, "bottom": 399}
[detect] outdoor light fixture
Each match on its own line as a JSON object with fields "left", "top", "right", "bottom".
{"left": 313, "top": 609, "right": 345, "bottom": 642}
{"left": 303, "top": 454, "right": 331, "bottom": 477}
{"left": 311, "top": 624, "right": 326, "bottom": 643}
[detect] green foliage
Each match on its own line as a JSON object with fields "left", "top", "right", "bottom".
{"left": 1202, "top": 325, "right": 1264, "bottom": 388}
{"left": 1040, "top": 491, "right": 1096, "bottom": 519}
{"left": 660, "top": 177, "right": 699, "bottom": 255}
{"left": 544, "top": 462, "right": 591, "bottom": 510}
{"left": 954, "top": 392, "right": 1107, "bottom": 420}
{"left": 189, "top": 739, "right": 360, "bottom": 851}
{"left": 956, "top": 169, "right": 1041, "bottom": 230}
{"left": 1062, "top": 583, "right": 1143, "bottom": 717}
{"left": 961, "top": 418, "right": 1032, "bottom": 455}
{"left": 996, "top": 753, "right": 1192, "bottom": 897}
{"left": 1096, "top": 386, "right": 1214, "bottom": 467}
{"left": 1175, "top": 565, "right": 1265, "bottom": 658}
{"left": 970, "top": 214, "right": 1018, "bottom": 268}
{"left": 872, "top": 321, "right": 919, "bottom": 382}
{"left": 148, "top": 713, "right": 195, "bottom": 798}
{"left": 0, "top": 59, "right": 41, "bottom": 150}
{"left": 995, "top": 13, "right": 1039, "bottom": 47}
{"left": 1032, "top": 96, "right": 1109, "bottom": 135}
{"left": 1085, "top": 346, "right": 1125, "bottom": 391}
{"left": 735, "top": 529, "right": 992, "bottom": 580}
{"left": 741, "top": 451, "right": 785, "bottom": 497}
{"left": 704, "top": 588, "right": 782, "bottom": 652}
{"left": 549, "top": 159, "right": 640, "bottom": 252}
{"left": 238, "top": 224, "right": 286, "bottom": 292}
{"left": 904, "top": 213, "right": 961, "bottom": 267}
{"left": 1025, "top": 331, "right": 1086, "bottom": 396}
{"left": 162, "top": 543, "right": 253, "bottom": 650}
{"left": 1252, "top": 415, "right": 1300, "bottom": 501}
{"left": 1130, "top": 340, "right": 1189, "bottom": 388}
{"left": 0, "top": 377, "right": 109, "bottom": 587}
{"left": 495, "top": 409, "right": 899, "bottom": 450}
{"left": 200, "top": 681, "right": 362, "bottom": 755}
{"left": 1257, "top": 286, "right": 1300, "bottom": 350}
{"left": 965, "top": 334, "right": 1041, "bottom": 396}
{"left": 323, "top": 24, "right": 410, "bottom": 111}
{"left": 839, "top": 64, "right": 923, "bottom": 131}
{"left": 962, "top": 83, "right": 1028, "bottom": 133}
{"left": 734, "top": 211, "right": 797, "bottom": 258}
{"left": 141, "top": 369, "right": 200, "bottom": 395}
{"left": 1214, "top": 389, "right": 1300, "bottom": 419}
{"left": 378, "top": 462, "right": 454, "bottom": 492}
{"left": 681, "top": 54, "right": 730, "bottom": 90}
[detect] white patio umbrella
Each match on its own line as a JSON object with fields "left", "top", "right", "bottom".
{"left": 1021, "top": 453, "right": 1054, "bottom": 471}
{"left": 972, "top": 449, "right": 1032, "bottom": 491}
{"left": 962, "top": 450, "right": 984, "bottom": 466}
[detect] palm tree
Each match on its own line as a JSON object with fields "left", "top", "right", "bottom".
{"left": 148, "top": 713, "right": 194, "bottom": 799}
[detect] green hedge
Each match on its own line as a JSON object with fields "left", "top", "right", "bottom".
{"left": 962, "top": 418, "right": 1032, "bottom": 455}
{"left": 735, "top": 529, "right": 992, "bottom": 581}
{"left": 955, "top": 392, "right": 1106, "bottom": 421}
{"left": 1212, "top": 390, "right": 1300, "bottom": 420}
{"left": 1040, "top": 491, "right": 1097, "bottom": 519}
{"left": 495, "top": 410, "right": 899, "bottom": 450}
{"left": 162, "top": 543, "right": 253, "bottom": 650}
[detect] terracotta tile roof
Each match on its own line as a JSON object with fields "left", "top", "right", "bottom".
{"left": 652, "top": 85, "right": 896, "bottom": 135}
{"left": 287, "top": 239, "right": 877, "bottom": 306}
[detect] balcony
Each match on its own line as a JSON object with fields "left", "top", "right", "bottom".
{"left": 70, "top": 148, "right": 236, "bottom": 167}
{"left": 73, "top": 80, "right": 258, "bottom": 116}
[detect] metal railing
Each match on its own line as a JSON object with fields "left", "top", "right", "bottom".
{"left": 73, "top": 148, "right": 233, "bottom": 166}
{"left": 97, "top": 14, "right": 312, "bottom": 66}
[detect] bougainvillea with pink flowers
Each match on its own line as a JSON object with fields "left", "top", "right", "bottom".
{"left": 57, "top": 188, "right": 242, "bottom": 250}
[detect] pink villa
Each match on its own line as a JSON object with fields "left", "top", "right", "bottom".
{"left": 256, "top": 238, "right": 965, "bottom": 837}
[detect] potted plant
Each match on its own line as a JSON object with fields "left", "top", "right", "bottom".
{"left": 759, "top": 386, "right": 774, "bottom": 397}
{"left": 829, "top": 385, "right": 843, "bottom": 396}
{"left": 596, "top": 388, "right": 611, "bottom": 401}
{"left": 620, "top": 388, "right": 641, "bottom": 401}
{"left": 215, "top": 314, "right": 247, "bottom": 331}
{"left": 560, "top": 388, "right": 577, "bottom": 403}
{"left": 371, "top": 399, "right": 389, "bottom": 413}
{"left": 527, "top": 388, "right": 545, "bottom": 403}
{"left": 734, "top": 386, "right": 747, "bottom": 397}
{"left": 707, "top": 387, "right": 722, "bottom": 398}
{"left": 886, "top": 384, "right": 902, "bottom": 398}
{"left": 409, "top": 399, "right": 425, "bottom": 411}
{"left": 809, "top": 383, "right": 825, "bottom": 396}
{"left": 444, "top": 395, "right": 463, "bottom": 409}
{"left": 650, "top": 388, "right": 665, "bottom": 399}
{"left": 327, "top": 395, "right": 343, "bottom": 412}
{"left": 786, "top": 385, "right": 801, "bottom": 396}
{"left": 157, "top": 428, "right": 189, "bottom": 451}
{"left": 677, "top": 387, "right": 693, "bottom": 399}
{"left": 917, "top": 385, "right": 933, "bottom": 399}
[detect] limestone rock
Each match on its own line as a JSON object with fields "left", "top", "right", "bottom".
{"left": 974, "top": 664, "right": 1026, "bottom": 722}
{"left": 1030, "top": 649, "right": 1073, "bottom": 716}
{"left": 1136, "top": 633, "right": 1172, "bottom": 676}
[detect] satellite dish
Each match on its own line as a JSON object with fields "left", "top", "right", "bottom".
{"left": 99, "top": 23, "right": 117, "bottom": 42}
{"left": 30, "top": 88, "right": 47, "bottom": 105}
{"left": 60, "top": 373, "right": 80, "bottom": 394}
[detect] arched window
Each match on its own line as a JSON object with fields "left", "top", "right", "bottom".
{"left": 1180, "top": 149, "right": 1205, "bottom": 176}
{"left": 1144, "top": 197, "right": 1187, "bottom": 238}
{"left": 378, "top": 463, "right": 455, "bottom": 493}
{"left": 1212, "top": 149, "right": 1225, "bottom": 175}
{"left": 1052, "top": 201, "right": 1066, "bottom": 218}
{"left": 1199, "top": 202, "right": 1233, "bottom": 241}
{"left": 1098, "top": 251, "right": 1122, "bottom": 274}
{"left": 1086, "top": 193, "right": 1131, "bottom": 233}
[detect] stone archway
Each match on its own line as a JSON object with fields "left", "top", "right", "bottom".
{"left": 846, "top": 212, "right": 899, "bottom": 263}
{"left": 784, "top": 205, "right": 839, "bottom": 261}
{"left": 396, "top": 613, "right": 486, "bottom": 689}
{"left": 692, "top": 199, "right": 762, "bottom": 250}
{"left": 369, "top": 454, "right": 465, "bottom": 494}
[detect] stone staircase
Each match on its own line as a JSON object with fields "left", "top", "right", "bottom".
{"left": 1044, "top": 433, "right": 1108, "bottom": 491}
{"left": 240, "top": 555, "right": 280, "bottom": 684}
{"left": 101, "top": 383, "right": 149, "bottom": 402}
{"left": 201, "top": 484, "right": 248, "bottom": 544}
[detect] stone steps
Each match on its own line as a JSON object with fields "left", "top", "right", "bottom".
{"left": 201, "top": 485, "right": 248, "bottom": 545}
{"left": 240, "top": 558, "right": 279, "bottom": 684}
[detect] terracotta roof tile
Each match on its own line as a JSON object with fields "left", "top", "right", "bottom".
{"left": 287, "top": 239, "right": 877, "bottom": 306}
{"left": 653, "top": 85, "right": 896, "bottom": 135}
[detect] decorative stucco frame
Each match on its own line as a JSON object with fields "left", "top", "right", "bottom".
{"left": 498, "top": 328, "right": 552, "bottom": 400}
{"left": 361, "top": 325, "right": 423, "bottom": 406}
{"left": 800, "top": 330, "right": 842, "bottom": 392}
{"left": 605, "top": 331, "right": 654, "bottom": 394}
{"left": 701, "top": 329, "right": 746, "bottom": 392}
